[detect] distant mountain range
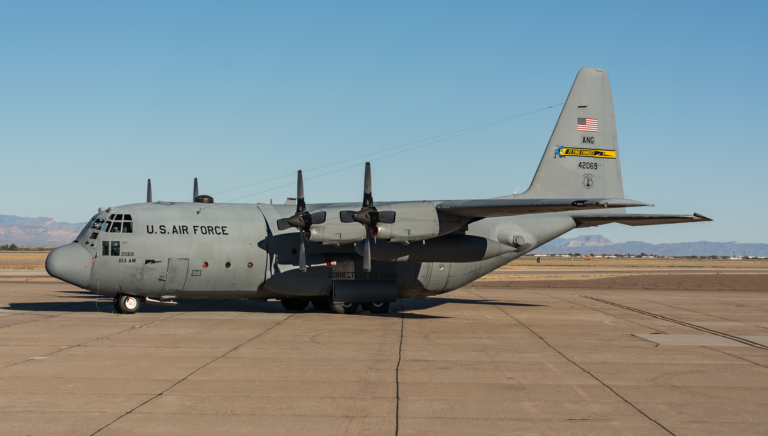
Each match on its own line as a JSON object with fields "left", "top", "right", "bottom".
{"left": 0, "top": 215, "right": 85, "bottom": 247}
{"left": 1, "top": 214, "right": 766, "bottom": 256}
{"left": 532, "top": 234, "right": 768, "bottom": 257}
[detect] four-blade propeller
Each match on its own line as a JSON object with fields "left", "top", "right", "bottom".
{"left": 340, "top": 162, "right": 396, "bottom": 272}
{"left": 276, "top": 170, "right": 326, "bottom": 272}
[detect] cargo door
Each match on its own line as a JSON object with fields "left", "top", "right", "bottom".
{"left": 163, "top": 258, "right": 189, "bottom": 291}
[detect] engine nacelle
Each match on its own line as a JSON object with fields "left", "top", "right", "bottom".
{"left": 308, "top": 202, "right": 470, "bottom": 245}
{"left": 355, "top": 234, "right": 515, "bottom": 263}
{"left": 308, "top": 207, "right": 367, "bottom": 245}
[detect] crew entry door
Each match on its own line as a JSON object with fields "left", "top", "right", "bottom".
{"left": 163, "top": 258, "right": 189, "bottom": 291}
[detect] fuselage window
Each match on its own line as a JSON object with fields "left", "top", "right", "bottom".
{"left": 122, "top": 222, "right": 133, "bottom": 233}
{"left": 102, "top": 241, "right": 110, "bottom": 256}
{"left": 110, "top": 241, "right": 120, "bottom": 256}
{"left": 111, "top": 222, "right": 122, "bottom": 233}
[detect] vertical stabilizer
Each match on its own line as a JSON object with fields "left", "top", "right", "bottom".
{"left": 518, "top": 67, "right": 623, "bottom": 199}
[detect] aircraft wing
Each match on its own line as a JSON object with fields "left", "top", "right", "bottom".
{"left": 572, "top": 213, "right": 712, "bottom": 228}
{"left": 435, "top": 198, "right": 651, "bottom": 218}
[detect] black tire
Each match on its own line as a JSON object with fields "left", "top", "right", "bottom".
{"left": 117, "top": 294, "right": 141, "bottom": 314}
{"left": 113, "top": 295, "right": 123, "bottom": 314}
{"left": 362, "top": 302, "right": 391, "bottom": 314}
{"left": 311, "top": 300, "right": 331, "bottom": 311}
{"left": 281, "top": 299, "right": 309, "bottom": 312}
{"left": 329, "top": 298, "right": 359, "bottom": 315}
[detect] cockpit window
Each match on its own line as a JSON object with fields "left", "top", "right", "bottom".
{"left": 94, "top": 214, "right": 133, "bottom": 234}
{"left": 84, "top": 218, "right": 96, "bottom": 231}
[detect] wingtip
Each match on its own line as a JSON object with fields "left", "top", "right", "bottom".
{"left": 693, "top": 213, "right": 713, "bottom": 221}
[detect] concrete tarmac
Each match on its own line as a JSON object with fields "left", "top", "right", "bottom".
{"left": 1, "top": 278, "right": 768, "bottom": 435}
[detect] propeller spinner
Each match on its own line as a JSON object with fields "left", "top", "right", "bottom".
{"left": 276, "top": 171, "right": 326, "bottom": 272}
{"left": 340, "top": 162, "right": 395, "bottom": 272}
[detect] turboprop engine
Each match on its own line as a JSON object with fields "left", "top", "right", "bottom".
{"left": 308, "top": 203, "right": 469, "bottom": 245}
{"left": 294, "top": 163, "right": 470, "bottom": 271}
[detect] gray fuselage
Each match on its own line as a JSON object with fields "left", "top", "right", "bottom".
{"left": 48, "top": 201, "right": 577, "bottom": 301}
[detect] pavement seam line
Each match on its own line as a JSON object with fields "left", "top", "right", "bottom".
{"left": 395, "top": 299, "right": 404, "bottom": 436}
{"left": 583, "top": 296, "right": 768, "bottom": 351}
{"left": 467, "top": 290, "right": 677, "bottom": 436}
{"left": 526, "top": 291, "right": 667, "bottom": 334}
{"left": 701, "top": 346, "right": 768, "bottom": 369}
{"left": 0, "top": 299, "right": 230, "bottom": 371}
{"left": 539, "top": 292, "right": 768, "bottom": 369}
{"left": 89, "top": 311, "right": 295, "bottom": 436}
{"left": 634, "top": 297, "right": 768, "bottom": 332}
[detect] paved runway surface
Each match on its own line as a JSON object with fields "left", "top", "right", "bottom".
{"left": 1, "top": 280, "right": 767, "bottom": 435}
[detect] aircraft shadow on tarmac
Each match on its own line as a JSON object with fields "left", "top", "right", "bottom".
{"left": 3, "top": 292, "right": 543, "bottom": 319}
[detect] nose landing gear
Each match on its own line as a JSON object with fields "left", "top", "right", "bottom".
{"left": 113, "top": 294, "right": 142, "bottom": 314}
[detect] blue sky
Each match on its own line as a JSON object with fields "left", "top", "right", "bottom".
{"left": 1, "top": 1, "right": 766, "bottom": 243}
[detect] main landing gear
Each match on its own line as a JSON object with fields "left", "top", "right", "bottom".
{"left": 280, "top": 299, "right": 309, "bottom": 312}
{"left": 113, "top": 294, "right": 142, "bottom": 314}
{"left": 361, "top": 302, "right": 390, "bottom": 314}
{"left": 280, "top": 297, "right": 392, "bottom": 315}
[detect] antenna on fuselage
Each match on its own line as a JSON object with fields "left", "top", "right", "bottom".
{"left": 147, "top": 179, "right": 152, "bottom": 203}
{"left": 193, "top": 178, "right": 199, "bottom": 201}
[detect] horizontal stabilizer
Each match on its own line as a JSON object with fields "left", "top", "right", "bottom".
{"left": 436, "top": 198, "right": 650, "bottom": 218}
{"left": 573, "top": 213, "right": 713, "bottom": 228}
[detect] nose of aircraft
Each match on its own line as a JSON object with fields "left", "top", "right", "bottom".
{"left": 46, "top": 243, "right": 93, "bottom": 288}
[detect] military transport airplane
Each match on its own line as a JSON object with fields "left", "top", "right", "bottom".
{"left": 46, "top": 67, "right": 711, "bottom": 315}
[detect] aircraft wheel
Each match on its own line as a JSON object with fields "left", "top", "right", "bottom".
{"left": 117, "top": 295, "right": 141, "bottom": 314}
{"left": 329, "top": 300, "right": 359, "bottom": 315}
{"left": 362, "top": 302, "right": 391, "bottom": 314}
{"left": 281, "top": 299, "right": 309, "bottom": 312}
{"left": 113, "top": 295, "right": 123, "bottom": 314}
{"left": 312, "top": 300, "right": 331, "bottom": 311}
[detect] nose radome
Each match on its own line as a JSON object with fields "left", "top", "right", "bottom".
{"left": 46, "top": 243, "right": 93, "bottom": 288}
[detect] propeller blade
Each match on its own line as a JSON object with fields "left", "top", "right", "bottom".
{"left": 363, "top": 235, "right": 371, "bottom": 272}
{"left": 299, "top": 232, "right": 307, "bottom": 272}
{"left": 379, "top": 211, "right": 396, "bottom": 224}
{"left": 297, "top": 170, "right": 306, "bottom": 213}
{"left": 362, "top": 162, "right": 373, "bottom": 208}
{"left": 193, "top": 178, "right": 199, "bottom": 200}
{"left": 147, "top": 179, "right": 152, "bottom": 203}
{"left": 276, "top": 218, "right": 292, "bottom": 231}
{"left": 339, "top": 210, "right": 357, "bottom": 223}
{"left": 310, "top": 211, "right": 326, "bottom": 224}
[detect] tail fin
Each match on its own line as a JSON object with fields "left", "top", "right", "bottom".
{"left": 518, "top": 67, "right": 623, "bottom": 199}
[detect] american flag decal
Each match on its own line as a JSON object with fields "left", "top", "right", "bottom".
{"left": 577, "top": 118, "right": 598, "bottom": 132}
